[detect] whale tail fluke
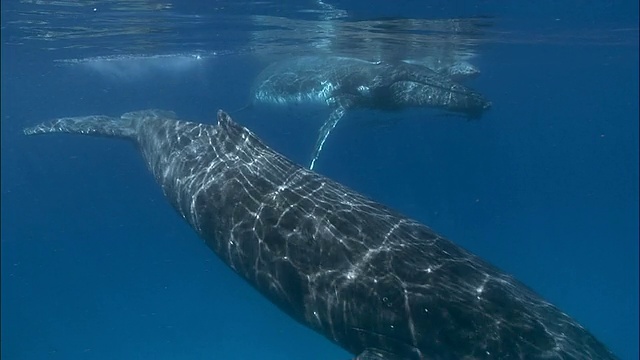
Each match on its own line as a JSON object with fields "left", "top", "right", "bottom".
{"left": 23, "top": 110, "right": 180, "bottom": 139}
{"left": 24, "top": 114, "right": 136, "bottom": 139}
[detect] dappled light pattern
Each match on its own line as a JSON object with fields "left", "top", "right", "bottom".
{"left": 25, "top": 110, "right": 617, "bottom": 359}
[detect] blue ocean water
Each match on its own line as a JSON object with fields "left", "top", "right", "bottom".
{"left": 1, "top": 1, "right": 638, "bottom": 359}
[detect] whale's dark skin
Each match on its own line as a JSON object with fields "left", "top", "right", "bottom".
{"left": 251, "top": 56, "right": 491, "bottom": 170}
{"left": 25, "top": 110, "right": 616, "bottom": 360}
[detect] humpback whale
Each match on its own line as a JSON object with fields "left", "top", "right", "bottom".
{"left": 401, "top": 57, "right": 480, "bottom": 81}
{"left": 251, "top": 56, "right": 491, "bottom": 170}
{"left": 24, "top": 110, "right": 615, "bottom": 359}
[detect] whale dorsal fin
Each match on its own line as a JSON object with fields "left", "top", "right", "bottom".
{"left": 308, "top": 96, "right": 354, "bottom": 170}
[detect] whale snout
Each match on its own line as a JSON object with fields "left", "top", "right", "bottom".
{"left": 389, "top": 81, "right": 491, "bottom": 119}
{"left": 476, "top": 98, "right": 493, "bottom": 114}
{"left": 445, "top": 90, "right": 492, "bottom": 119}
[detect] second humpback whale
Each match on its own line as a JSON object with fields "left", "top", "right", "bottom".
{"left": 251, "top": 56, "right": 492, "bottom": 170}
{"left": 24, "top": 110, "right": 615, "bottom": 359}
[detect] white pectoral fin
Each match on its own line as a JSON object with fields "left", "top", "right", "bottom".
{"left": 309, "top": 104, "right": 348, "bottom": 170}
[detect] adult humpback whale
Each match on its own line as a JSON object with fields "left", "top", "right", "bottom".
{"left": 24, "top": 110, "right": 615, "bottom": 359}
{"left": 251, "top": 56, "right": 491, "bottom": 170}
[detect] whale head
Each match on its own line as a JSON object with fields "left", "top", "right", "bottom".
{"left": 387, "top": 80, "right": 491, "bottom": 119}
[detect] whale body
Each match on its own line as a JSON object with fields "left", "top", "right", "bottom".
{"left": 251, "top": 56, "right": 491, "bottom": 170}
{"left": 24, "top": 110, "right": 615, "bottom": 359}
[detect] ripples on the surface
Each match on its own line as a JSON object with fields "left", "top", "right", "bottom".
{"left": 3, "top": 0, "right": 637, "bottom": 73}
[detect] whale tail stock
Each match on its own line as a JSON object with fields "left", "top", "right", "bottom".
{"left": 24, "top": 113, "right": 138, "bottom": 139}
{"left": 22, "top": 109, "right": 187, "bottom": 140}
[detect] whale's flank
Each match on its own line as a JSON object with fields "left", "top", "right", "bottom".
{"left": 24, "top": 110, "right": 617, "bottom": 360}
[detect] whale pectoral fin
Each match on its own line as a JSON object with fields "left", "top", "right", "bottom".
{"left": 353, "top": 348, "right": 404, "bottom": 360}
{"left": 308, "top": 103, "right": 350, "bottom": 170}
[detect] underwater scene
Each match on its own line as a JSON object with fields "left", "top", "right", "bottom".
{"left": 2, "top": 1, "right": 638, "bottom": 359}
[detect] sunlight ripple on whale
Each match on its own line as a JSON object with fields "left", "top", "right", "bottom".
{"left": 24, "top": 109, "right": 616, "bottom": 360}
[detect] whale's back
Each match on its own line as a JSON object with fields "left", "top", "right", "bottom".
{"left": 251, "top": 56, "right": 383, "bottom": 106}
{"left": 23, "top": 110, "right": 618, "bottom": 360}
